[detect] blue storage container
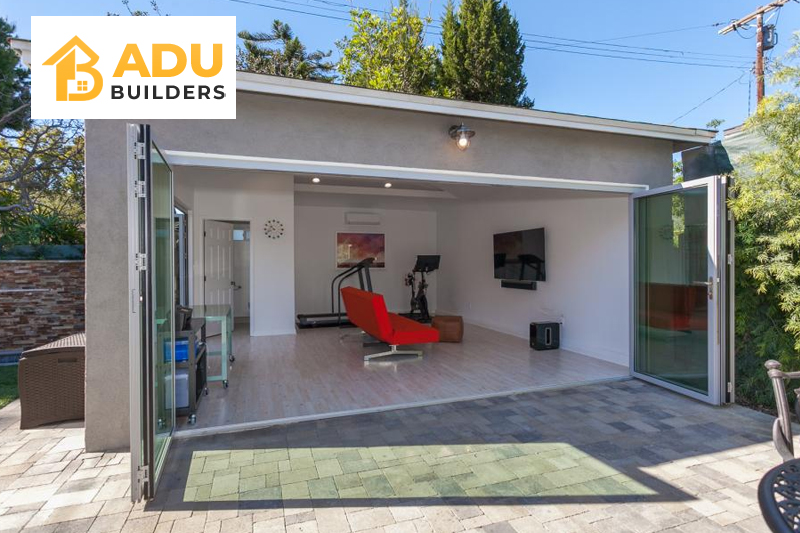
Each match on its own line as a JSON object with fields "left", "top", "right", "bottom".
{"left": 164, "top": 338, "right": 190, "bottom": 363}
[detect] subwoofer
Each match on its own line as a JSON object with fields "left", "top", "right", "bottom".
{"left": 530, "top": 322, "right": 560, "bottom": 351}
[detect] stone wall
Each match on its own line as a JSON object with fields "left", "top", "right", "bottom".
{"left": 0, "top": 261, "right": 85, "bottom": 353}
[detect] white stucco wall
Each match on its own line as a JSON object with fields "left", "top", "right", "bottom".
{"left": 175, "top": 168, "right": 295, "bottom": 336}
{"left": 436, "top": 193, "right": 631, "bottom": 366}
{"left": 294, "top": 196, "right": 438, "bottom": 316}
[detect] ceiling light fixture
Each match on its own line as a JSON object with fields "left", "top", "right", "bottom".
{"left": 312, "top": 177, "right": 321, "bottom": 184}
{"left": 384, "top": 182, "right": 392, "bottom": 188}
{"left": 449, "top": 123, "right": 475, "bottom": 151}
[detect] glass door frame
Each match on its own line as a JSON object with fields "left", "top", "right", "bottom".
{"left": 128, "top": 123, "right": 176, "bottom": 501}
{"left": 629, "top": 175, "right": 732, "bottom": 405}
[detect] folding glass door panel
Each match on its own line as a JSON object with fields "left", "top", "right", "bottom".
{"left": 128, "top": 124, "right": 175, "bottom": 501}
{"left": 632, "top": 177, "right": 729, "bottom": 404}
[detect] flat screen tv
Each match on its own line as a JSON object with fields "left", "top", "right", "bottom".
{"left": 493, "top": 228, "right": 546, "bottom": 282}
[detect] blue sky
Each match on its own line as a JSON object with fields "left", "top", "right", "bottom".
{"left": 5, "top": 0, "right": 799, "bottom": 130}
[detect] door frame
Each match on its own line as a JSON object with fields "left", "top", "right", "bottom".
{"left": 127, "top": 124, "right": 177, "bottom": 501}
{"left": 628, "top": 175, "right": 731, "bottom": 405}
{"left": 201, "top": 218, "right": 254, "bottom": 331}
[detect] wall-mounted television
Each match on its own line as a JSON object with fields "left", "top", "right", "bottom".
{"left": 493, "top": 228, "right": 546, "bottom": 282}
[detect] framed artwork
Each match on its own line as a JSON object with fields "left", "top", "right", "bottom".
{"left": 336, "top": 232, "right": 386, "bottom": 268}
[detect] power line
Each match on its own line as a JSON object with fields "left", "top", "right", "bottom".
{"left": 670, "top": 74, "right": 746, "bottom": 124}
{"left": 519, "top": 32, "right": 752, "bottom": 61}
{"left": 228, "top": 0, "right": 751, "bottom": 70}
{"left": 520, "top": 37, "right": 749, "bottom": 65}
{"left": 599, "top": 22, "right": 727, "bottom": 42}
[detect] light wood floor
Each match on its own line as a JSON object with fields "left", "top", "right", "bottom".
{"left": 177, "top": 323, "right": 629, "bottom": 432}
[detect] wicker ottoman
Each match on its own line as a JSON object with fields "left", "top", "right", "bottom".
{"left": 431, "top": 315, "right": 464, "bottom": 343}
{"left": 19, "top": 333, "right": 85, "bottom": 430}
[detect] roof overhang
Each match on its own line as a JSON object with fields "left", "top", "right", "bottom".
{"left": 236, "top": 71, "right": 716, "bottom": 149}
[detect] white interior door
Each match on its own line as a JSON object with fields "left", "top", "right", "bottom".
{"left": 204, "top": 220, "right": 234, "bottom": 336}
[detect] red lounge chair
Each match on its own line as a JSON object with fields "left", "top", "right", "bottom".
{"left": 340, "top": 287, "right": 440, "bottom": 361}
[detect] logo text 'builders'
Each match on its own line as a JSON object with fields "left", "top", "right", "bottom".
{"left": 32, "top": 17, "right": 236, "bottom": 120}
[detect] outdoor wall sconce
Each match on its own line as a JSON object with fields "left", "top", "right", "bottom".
{"left": 449, "top": 123, "right": 475, "bottom": 151}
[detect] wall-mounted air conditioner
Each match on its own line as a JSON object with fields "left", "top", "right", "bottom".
{"left": 345, "top": 212, "right": 381, "bottom": 226}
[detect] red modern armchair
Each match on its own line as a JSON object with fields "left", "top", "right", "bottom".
{"left": 340, "top": 287, "right": 440, "bottom": 361}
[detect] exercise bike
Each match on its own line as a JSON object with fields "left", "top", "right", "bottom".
{"left": 404, "top": 255, "right": 440, "bottom": 323}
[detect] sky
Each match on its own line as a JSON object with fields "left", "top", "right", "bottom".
{"left": 4, "top": 0, "right": 800, "bottom": 131}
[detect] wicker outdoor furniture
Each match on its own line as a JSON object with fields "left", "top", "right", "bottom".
{"left": 19, "top": 332, "right": 85, "bottom": 429}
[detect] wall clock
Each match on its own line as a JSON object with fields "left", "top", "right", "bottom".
{"left": 264, "top": 219, "right": 285, "bottom": 240}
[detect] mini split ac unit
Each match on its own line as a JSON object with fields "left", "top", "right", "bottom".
{"left": 345, "top": 212, "right": 381, "bottom": 226}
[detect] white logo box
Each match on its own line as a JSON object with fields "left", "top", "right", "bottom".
{"left": 31, "top": 16, "right": 236, "bottom": 119}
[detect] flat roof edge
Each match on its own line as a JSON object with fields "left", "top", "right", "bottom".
{"left": 236, "top": 72, "right": 716, "bottom": 146}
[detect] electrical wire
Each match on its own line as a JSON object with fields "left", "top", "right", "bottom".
{"left": 228, "top": 0, "right": 751, "bottom": 70}
{"left": 520, "top": 32, "right": 752, "bottom": 61}
{"left": 598, "top": 22, "right": 727, "bottom": 42}
{"left": 670, "top": 73, "right": 746, "bottom": 124}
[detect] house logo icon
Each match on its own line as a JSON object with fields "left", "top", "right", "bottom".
{"left": 42, "top": 36, "right": 103, "bottom": 101}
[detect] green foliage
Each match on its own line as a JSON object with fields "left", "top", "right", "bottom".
{"left": 238, "top": 20, "right": 335, "bottom": 81}
{"left": 439, "top": 0, "right": 531, "bottom": 107}
{"left": 730, "top": 32, "right": 800, "bottom": 409}
{"left": 0, "top": 18, "right": 30, "bottom": 131}
{"left": 0, "top": 121, "right": 85, "bottom": 246}
{"left": 0, "top": 366, "right": 19, "bottom": 411}
{"left": 337, "top": 1, "right": 440, "bottom": 96}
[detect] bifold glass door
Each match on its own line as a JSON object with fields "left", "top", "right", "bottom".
{"left": 128, "top": 124, "right": 176, "bottom": 501}
{"left": 632, "top": 176, "right": 731, "bottom": 404}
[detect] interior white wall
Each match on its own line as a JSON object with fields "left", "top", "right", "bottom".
{"left": 437, "top": 193, "right": 630, "bottom": 366}
{"left": 175, "top": 168, "right": 295, "bottom": 336}
{"left": 295, "top": 195, "right": 438, "bottom": 315}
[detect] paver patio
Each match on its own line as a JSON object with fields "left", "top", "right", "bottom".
{"left": 0, "top": 379, "right": 782, "bottom": 532}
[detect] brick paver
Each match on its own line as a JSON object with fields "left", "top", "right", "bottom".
{"left": 0, "top": 380, "right": 781, "bottom": 532}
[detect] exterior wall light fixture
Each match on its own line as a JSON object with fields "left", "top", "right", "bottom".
{"left": 449, "top": 124, "right": 475, "bottom": 151}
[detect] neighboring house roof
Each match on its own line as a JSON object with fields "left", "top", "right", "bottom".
{"left": 237, "top": 71, "right": 717, "bottom": 147}
{"left": 9, "top": 38, "right": 31, "bottom": 68}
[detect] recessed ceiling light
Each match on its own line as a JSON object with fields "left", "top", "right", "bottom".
{"left": 312, "top": 177, "right": 320, "bottom": 184}
{"left": 384, "top": 182, "right": 392, "bottom": 188}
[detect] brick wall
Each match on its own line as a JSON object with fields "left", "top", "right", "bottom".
{"left": 0, "top": 261, "right": 85, "bottom": 352}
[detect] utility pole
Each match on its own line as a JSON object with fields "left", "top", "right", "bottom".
{"left": 719, "top": 1, "right": 791, "bottom": 104}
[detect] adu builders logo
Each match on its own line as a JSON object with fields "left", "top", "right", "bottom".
{"left": 31, "top": 16, "right": 236, "bottom": 119}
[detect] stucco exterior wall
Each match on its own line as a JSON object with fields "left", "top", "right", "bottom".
{"left": 85, "top": 89, "right": 676, "bottom": 451}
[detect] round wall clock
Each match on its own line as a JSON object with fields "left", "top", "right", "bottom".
{"left": 264, "top": 219, "right": 285, "bottom": 240}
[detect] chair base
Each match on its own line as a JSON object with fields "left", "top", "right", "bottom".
{"left": 364, "top": 344, "right": 423, "bottom": 362}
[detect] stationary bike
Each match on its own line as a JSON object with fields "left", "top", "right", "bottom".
{"left": 404, "top": 255, "right": 440, "bottom": 323}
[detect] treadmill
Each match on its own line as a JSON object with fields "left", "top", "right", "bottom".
{"left": 297, "top": 258, "right": 374, "bottom": 328}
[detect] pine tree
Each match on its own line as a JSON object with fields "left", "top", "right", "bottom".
{"left": 439, "top": 0, "right": 531, "bottom": 107}
{"left": 238, "top": 20, "right": 335, "bottom": 82}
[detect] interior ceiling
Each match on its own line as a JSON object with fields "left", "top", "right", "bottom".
{"left": 294, "top": 174, "right": 445, "bottom": 191}
{"left": 294, "top": 174, "right": 625, "bottom": 202}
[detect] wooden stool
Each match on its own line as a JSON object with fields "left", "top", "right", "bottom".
{"left": 431, "top": 315, "right": 464, "bottom": 343}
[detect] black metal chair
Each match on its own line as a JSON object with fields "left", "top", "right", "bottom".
{"left": 759, "top": 459, "right": 800, "bottom": 532}
{"left": 759, "top": 361, "right": 800, "bottom": 531}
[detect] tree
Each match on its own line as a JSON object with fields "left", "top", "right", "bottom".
{"left": 439, "top": 0, "right": 531, "bottom": 107}
{"left": 0, "top": 18, "right": 30, "bottom": 131}
{"left": 337, "top": 0, "right": 439, "bottom": 96}
{"left": 237, "top": 20, "right": 335, "bottom": 81}
{"left": 107, "top": 0, "right": 165, "bottom": 16}
{"left": 729, "top": 34, "right": 800, "bottom": 350}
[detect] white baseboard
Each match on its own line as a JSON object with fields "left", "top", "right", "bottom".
{"left": 436, "top": 309, "right": 628, "bottom": 367}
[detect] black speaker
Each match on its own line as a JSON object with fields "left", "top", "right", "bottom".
{"left": 530, "top": 322, "right": 560, "bottom": 350}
